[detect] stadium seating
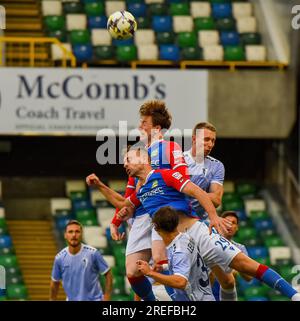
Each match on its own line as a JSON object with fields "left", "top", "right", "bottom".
{"left": 41, "top": 0, "right": 267, "bottom": 64}
{"left": 51, "top": 179, "right": 132, "bottom": 301}
{"left": 222, "top": 182, "right": 298, "bottom": 301}
{"left": 0, "top": 204, "right": 28, "bottom": 301}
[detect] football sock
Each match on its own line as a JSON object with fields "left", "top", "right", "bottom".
{"left": 220, "top": 286, "right": 238, "bottom": 301}
{"left": 256, "top": 264, "right": 299, "bottom": 300}
{"left": 128, "top": 275, "right": 156, "bottom": 301}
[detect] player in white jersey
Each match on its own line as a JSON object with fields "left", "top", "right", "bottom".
{"left": 184, "top": 122, "right": 239, "bottom": 300}
{"left": 183, "top": 122, "right": 225, "bottom": 221}
{"left": 50, "top": 220, "right": 113, "bottom": 301}
{"left": 137, "top": 206, "right": 215, "bottom": 301}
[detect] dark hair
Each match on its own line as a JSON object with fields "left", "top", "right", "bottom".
{"left": 152, "top": 206, "right": 179, "bottom": 232}
{"left": 126, "top": 144, "right": 150, "bottom": 163}
{"left": 192, "top": 122, "right": 217, "bottom": 136}
{"left": 65, "top": 220, "right": 83, "bottom": 231}
{"left": 139, "top": 100, "right": 172, "bottom": 130}
{"left": 221, "top": 211, "right": 239, "bottom": 224}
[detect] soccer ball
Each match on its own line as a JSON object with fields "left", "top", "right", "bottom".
{"left": 107, "top": 10, "right": 137, "bottom": 40}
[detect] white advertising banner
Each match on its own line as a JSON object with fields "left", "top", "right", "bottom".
{"left": 0, "top": 68, "right": 207, "bottom": 135}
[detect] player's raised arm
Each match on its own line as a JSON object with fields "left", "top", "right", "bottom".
{"left": 160, "top": 170, "right": 231, "bottom": 235}
{"left": 86, "top": 173, "right": 132, "bottom": 210}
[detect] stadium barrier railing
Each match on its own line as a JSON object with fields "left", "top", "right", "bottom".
{"left": 0, "top": 37, "right": 76, "bottom": 68}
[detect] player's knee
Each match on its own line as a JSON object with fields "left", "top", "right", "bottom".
{"left": 219, "top": 273, "right": 235, "bottom": 289}
{"left": 126, "top": 269, "right": 142, "bottom": 279}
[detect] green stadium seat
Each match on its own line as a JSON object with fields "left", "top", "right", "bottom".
{"left": 136, "top": 17, "right": 151, "bottom": 29}
{"left": 194, "top": 17, "right": 216, "bottom": 31}
{"left": 149, "top": 3, "right": 168, "bottom": 16}
{"left": 94, "top": 46, "right": 115, "bottom": 60}
{"left": 63, "top": 2, "right": 84, "bottom": 14}
{"left": 259, "top": 229, "right": 276, "bottom": 238}
{"left": 249, "top": 210, "right": 269, "bottom": 222}
{"left": 278, "top": 265, "right": 296, "bottom": 282}
{"left": 177, "top": 32, "right": 197, "bottom": 48}
{"left": 70, "top": 191, "right": 88, "bottom": 201}
{"left": 70, "top": 30, "right": 91, "bottom": 45}
{"left": 112, "top": 294, "right": 130, "bottom": 301}
{"left": 85, "top": 2, "right": 104, "bottom": 16}
{"left": 181, "top": 47, "right": 203, "bottom": 60}
{"left": 116, "top": 45, "right": 137, "bottom": 62}
{"left": 156, "top": 32, "right": 175, "bottom": 45}
{"left": 224, "top": 45, "right": 245, "bottom": 61}
{"left": 240, "top": 32, "right": 262, "bottom": 45}
{"left": 7, "top": 284, "right": 28, "bottom": 300}
{"left": 222, "top": 192, "right": 241, "bottom": 202}
{"left": 268, "top": 295, "right": 289, "bottom": 301}
{"left": 236, "top": 227, "right": 256, "bottom": 242}
{"left": 243, "top": 237, "right": 261, "bottom": 247}
{"left": 44, "top": 16, "right": 65, "bottom": 31}
{"left": 75, "top": 208, "right": 96, "bottom": 221}
{"left": 6, "top": 275, "right": 24, "bottom": 286}
{"left": 216, "top": 18, "right": 236, "bottom": 31}
{"left": 6, "top": 267, "right": 22, "bottom": 278}
{"left": 48, "top": 30, "right": 67, "bottom": 42}
{"left": 0, "top": 225, "right": 8, "bottom": 235}
{"left": 80, "top": 217, "right": 98, "bottom": 226}
{"left": 112, "top": 275, "right": 125, "bottom": 295}
{"left": 0, "top": 247, "right": 15, "bottom": 255}
{"left": 238, "top": 220, "right": 251, "bottom": 228}
{"left": 170, "top": 3, "right": 190, "bottom": 16}
{"left": 236, "top": 183, "right": 256, "bottom": 196}
{"left": 0, "top": 255, "right": 18, "bottom": 268}
{"left": 0, "top": 218, "right": 7, "bottom": 229}
{"left": 264, "top": 236, "right": 284, "bottom": 247}
{"left": 222, "top": 199, "right": 244, "bottom": 211}
{"left": 244, "top": 286, "right": 268, "bottom": 300}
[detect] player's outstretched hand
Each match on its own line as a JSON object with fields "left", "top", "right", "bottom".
{"left": 110, "top": 223, "right": 126, "bottom": 241}
{"left": 86, "top": 173, "right": 103, "bottom": 188}
{"left": 209, "top": 216, "right": 232, "bottom": 235}
{"left": 136, "top": 260, "right": 151, "bottom": 276}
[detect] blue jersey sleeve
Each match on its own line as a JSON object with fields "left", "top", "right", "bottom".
{"left": 93, "top": 251, "right": 110, "bottom": 275}
{"left": 51, "top": 257, "right": 62, "bottom": 282}
{"left": 210, "top": 161, "right": 225, "bottom": 186}
{"left": 172, "top": 251, "right": 190, "bottom": 281}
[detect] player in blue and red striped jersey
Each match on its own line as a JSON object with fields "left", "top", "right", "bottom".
{"left": 109, "top": 100, "right": 188, "bottom": 300}
{"left": 87, "top": 146, "right": 300, "bottom": 302}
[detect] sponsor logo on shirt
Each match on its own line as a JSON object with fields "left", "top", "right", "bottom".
{"left": 172, "top": 150, "right": 183, "bottom": 163}
{"left": 152, "top": 180, "right": 159, "bottom": 188}
{"left": 172, "top": 172, "right": 184, "bottom": 183}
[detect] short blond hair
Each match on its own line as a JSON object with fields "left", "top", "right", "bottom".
{"left": 192, "top": 122, "right": 216, "bottom": 136}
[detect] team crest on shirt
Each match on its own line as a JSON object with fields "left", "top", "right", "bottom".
{"left": 152, "top": 180, "right": 159, "bottom": 188}
{"left": 151, "top": 149, "right": 159, "bottom": 157}
{"left": 82, "top": 258, "right": 88, "bottom": 267}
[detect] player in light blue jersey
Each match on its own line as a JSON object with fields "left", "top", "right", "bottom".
{"left": 183, "top": 122, "right": 224, "bottom": 221}
{"left": 212, "top": 211, "right": 253, "bottom": 300}
{"left": 92, "top": 146, "right": 300, "bottom": 302}
{"left": 137, "top": 206, "right": 215, "bottom": 301}
{"left": 50, "top": 220, "right": 112, "bottom": 301}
